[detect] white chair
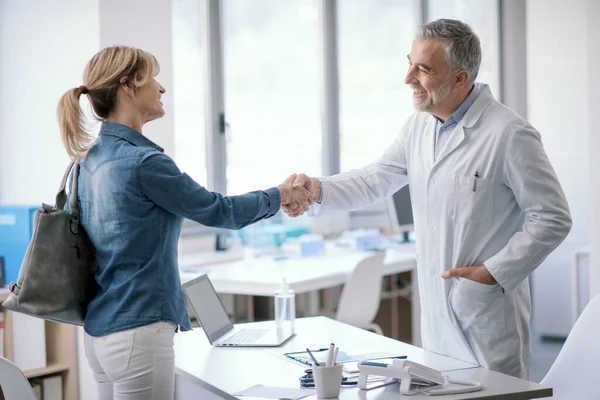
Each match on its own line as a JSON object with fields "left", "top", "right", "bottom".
{"left": 336, "top": 253, "right": 386, "bottom": 335}
{"left": 0, "top": 357, "right": 38, "bottom": 400}
{"left": 540, "top": 292, "right": 600, "bottom": 399}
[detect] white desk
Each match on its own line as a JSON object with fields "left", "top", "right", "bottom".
{"left": 178, "top": 242, "right": 419, "bottom": 342}
{"left": 174, "top": 317, "right": 553, "bottom": 400}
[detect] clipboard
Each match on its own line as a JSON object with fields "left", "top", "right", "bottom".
{"left": 283, "top": 349, "right": 397, "bottom": 366}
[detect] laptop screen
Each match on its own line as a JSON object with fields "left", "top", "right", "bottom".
{"left": 182, "top": 274, "right": 234, "bottom": 343}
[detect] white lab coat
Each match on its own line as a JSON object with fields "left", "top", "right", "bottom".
{"left": 312, "top": 86, "right": 571, "bottom": 378}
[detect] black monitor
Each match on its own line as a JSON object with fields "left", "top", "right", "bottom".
{"left": 387, "top": 185, "right": 414, "bottom": 242}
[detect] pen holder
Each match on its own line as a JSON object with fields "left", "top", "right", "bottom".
{"left": 312, "top": 362, "right": 343, "bottom": 398}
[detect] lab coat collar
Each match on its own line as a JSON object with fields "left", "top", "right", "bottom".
{"left": 429, "top": 85, "right": 494, "bottom": 167}
{"left": 459, "top": 84, "right": 493, "bottom": 129}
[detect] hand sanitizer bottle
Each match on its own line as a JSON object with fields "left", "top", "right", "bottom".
{"left": 274, "top": 278, "right": 295, "bottom": 334}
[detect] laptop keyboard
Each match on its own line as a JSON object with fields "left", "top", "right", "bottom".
{"left": 226, "top": 329, "right": 269, "bottom": 343}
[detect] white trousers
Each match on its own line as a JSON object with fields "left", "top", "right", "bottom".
{"left": 84, "top": 321, "right": 176, "bottom": 400}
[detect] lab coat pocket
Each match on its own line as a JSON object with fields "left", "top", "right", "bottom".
{"left": 453, "top": 174, "right": 493, "bottom": 223}
{"left": 449, "top": 277, "right": 505, "bottom": 335}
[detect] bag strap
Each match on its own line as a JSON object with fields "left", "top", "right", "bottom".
{"left": 69, "top": 163, "right": 82, "bottom": 234}
{"left": 55, "top": 161, "right": 76, "bottom": 209}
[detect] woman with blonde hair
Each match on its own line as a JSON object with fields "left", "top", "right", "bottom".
{"left": 57, "top": 45, "right": 312, "bottom": 400}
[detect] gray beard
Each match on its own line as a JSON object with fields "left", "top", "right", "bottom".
{"left": 413, "top": 79, "right": 453, "bottom": 112}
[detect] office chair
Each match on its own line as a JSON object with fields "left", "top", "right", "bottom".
{"left": 0, "top": 356, "right": 38, "bottom": 400}
{"left": 336, "top": 253, "right": 385, "bottom": 335}
{"left": 540, "top": 292, "right": 600, "bottom": 399}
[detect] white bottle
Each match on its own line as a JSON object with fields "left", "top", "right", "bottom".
{"left": 274, "top": 278, "right": 295, "bottom": 334}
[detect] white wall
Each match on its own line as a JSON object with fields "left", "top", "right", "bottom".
{"left": 98, "top": 0, "right": 175, "bottom": 157}
{"left": 0, "top": 0, "right": 100, "bottom": 205}
{"left": 587, "top": 0, "right": 600, "bottom": 298}
{"left": 527, "top": 0, "right": 590, "bottom": 337}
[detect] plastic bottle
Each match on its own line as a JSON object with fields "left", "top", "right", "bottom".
{"left": 274, "top": 277, "right": 295, "bottom": 334}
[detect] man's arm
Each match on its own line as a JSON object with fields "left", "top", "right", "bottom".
{"left": 285, "top": 118, "right": 415, "bottom": 217}
{"left": 476, "top": 126, "right": 571, "bottom": 292}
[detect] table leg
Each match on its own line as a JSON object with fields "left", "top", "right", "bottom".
{"left": 232, "top": 294, "right": 239, "bottom": 322}
{"left": 246, "top": 296, "right": 255, "bottom": 322}
{"left": 573, "top": 252, "right": 581, "bottom": 325}
{"left": 390, "top": 274, "right": 399, "bottom": 340}
{"left": 307, "top": 291, "right": 319, "bottom": 316}
{"left": 322, "top": 288, "right": 335, "bottom": 316}
{"left": 411, "top": 270, "right": 421, "bottom": 347}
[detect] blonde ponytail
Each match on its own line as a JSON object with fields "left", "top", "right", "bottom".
{"left": 57, "top": 87, "right": 93, "bottom": 161}
{"left": 57, "top": 46, "right": 160, "bottom": 160}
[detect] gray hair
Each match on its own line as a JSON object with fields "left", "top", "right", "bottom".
{"left": 416, "top": 19, "right": 482, "bottom": 86}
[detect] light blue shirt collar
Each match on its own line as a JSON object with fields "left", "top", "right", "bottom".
{"left": 438, "top": 82, "right": 487, "bottom": 129}
{"left": 434, "top": 83, "right": 487, "bottom": 160}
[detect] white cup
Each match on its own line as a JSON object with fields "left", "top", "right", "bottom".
{"left": 312, "top": 362, "right": 343, "bottom": 399}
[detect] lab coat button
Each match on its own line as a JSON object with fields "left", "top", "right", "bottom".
{"left": 429, "top": 226, "right": 434, "bottom": 232}
{"left": 431, "top": 178, "right": 436, "bottom": 185}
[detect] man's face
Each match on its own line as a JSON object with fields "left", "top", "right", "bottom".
{"left": 404, "top": 39, "right": 455, "bottom": 113}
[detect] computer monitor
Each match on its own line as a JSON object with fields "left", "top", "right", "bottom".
{"left": 387, "top": 185, "right": 414, "bottom": 243}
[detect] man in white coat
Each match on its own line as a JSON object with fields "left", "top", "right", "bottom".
{"left": 283, "top": 19, "right": 572, "bottom": 379}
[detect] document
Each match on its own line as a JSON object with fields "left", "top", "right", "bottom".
{"left": 284, "top": 349, "right": 393, "bottom": 366}
{"left": 234, "top": 384, "right": 313, "bottom": 400}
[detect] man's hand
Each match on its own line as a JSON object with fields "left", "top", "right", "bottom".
{"left": 292, "top": 174, "right": 320, "bottom": 201}
{"left": 280, "top": 173, "right": 320, "bottom": 217}
{"left": 277, "top": 174, "right": 317, "bottom": 217}
{"left": 441, "top": 265, "right": 498, "bottom": 285}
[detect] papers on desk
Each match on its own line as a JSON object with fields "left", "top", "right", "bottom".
{"left": 233, "top": 384, "right": 313, "bottom": 400}
{"left": 284, "top": 349, "right": 393, "bottom": 366}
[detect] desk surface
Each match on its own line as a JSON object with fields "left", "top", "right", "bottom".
{"left": 178, "top": 243, "right": 417, "bottom": 296}
{"left": 174, "top": 317, "right": 552, "bottom": 400}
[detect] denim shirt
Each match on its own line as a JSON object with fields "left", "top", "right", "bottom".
{"left": 78, "top": 121, "right": 281, "bottom": 337}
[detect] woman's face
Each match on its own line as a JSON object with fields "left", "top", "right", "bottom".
{"left": 135, "top": 77, "right": 166, "bottom": 124}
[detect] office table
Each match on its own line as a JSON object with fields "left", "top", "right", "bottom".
{"left": 174, "top": 317, "right": 553, "bottom": 400}
{"left": 178, "top": 242, "right": 419, "bottom": 342}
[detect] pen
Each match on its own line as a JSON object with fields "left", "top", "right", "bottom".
{"left": 361, "top": 361, "right": 391, "bottom": 367}
{"left": 293, "top": 348, "right": 327, "bottom": 353}
{"left": 332, "top": 346, "right": 339, "bottom": 365}
{"left": 473, "top": 171, "right": 479, "bottom": 192}
{"left": 305, "top": 348, "right": 320, "bottom": 366}
{"left": 326, "top": 343, "right": 335, "bottom": 366}
{"left": 301, "top": 376, "right": 352, "bottom": 384}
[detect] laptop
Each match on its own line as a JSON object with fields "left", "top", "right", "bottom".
{"left": 182, "top": 273, "right": 294, "bottom": 347}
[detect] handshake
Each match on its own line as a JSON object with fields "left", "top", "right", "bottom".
{"left": 276, "top": 173, "right": 321, "bottom": 217}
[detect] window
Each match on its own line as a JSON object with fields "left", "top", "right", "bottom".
{"left": 172, "top": 0, "right": 207, "bottom": 185}
{"left": 428, "top": 0, "right": 501, "bottom": 99}
{"left": 223, "top": 0, "right": 321, "bottom": 195}
{"left": 338, "top": 1, "right": 418, "bottom": 171}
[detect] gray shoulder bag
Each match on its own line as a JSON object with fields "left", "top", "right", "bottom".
{"left": 1, "top": 162, "right": 99, "bottom": 325}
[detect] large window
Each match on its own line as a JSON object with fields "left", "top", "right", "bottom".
{"left": 338, "top": 1, "right": 418, "bottom": 171}
{"left": 172, "top": 0, "right": 501, "bottom": 197}
{"left": 172, "top": 0, "right": 207, "bottom": 186}
{"left": 223, "top": 0, "right": 321, "bottom": 195}
{"left": 428, "top": 0, "right": 501, "bottom": 99}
